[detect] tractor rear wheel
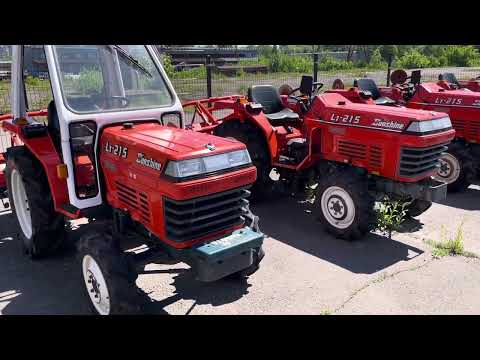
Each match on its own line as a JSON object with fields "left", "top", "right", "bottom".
{"left": 315, "top": 167, "right": 375, "bottom": 240}
{"left": 76, "top": 222, "right": 150, "bottom": 315}
{"left": 214, "top": 121, "right": 273, "bottom": 201}
{"left": 5, "top": 146, "right": 65, "bottom": 259}
{"left": 434, "top": 143, "right": 471, "bottom": 193}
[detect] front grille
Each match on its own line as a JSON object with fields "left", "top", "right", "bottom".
{"left": 399, "top": 143, "right": 448, "bottom": 177}
{"left": 369, "top": 145, "right": 383, "bottom": 168}
{"left": 467, "top": 119, "right": 480, "bottom": 139}
{"left": 163, "top": 186, "right": 250, "bottom": 242}
{"left": 116, "top": 181, "right": 151, "bottom": 223}
{"left": 338, "top": 140, "right": 367, "bottom": 160}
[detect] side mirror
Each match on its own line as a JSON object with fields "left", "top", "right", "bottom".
{"left": 300, "top": 75, "right": 313, "bottom": 96}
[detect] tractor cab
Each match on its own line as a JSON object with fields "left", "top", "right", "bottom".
{"left": 3, "top": 45, "right": 184, "bottom": 213}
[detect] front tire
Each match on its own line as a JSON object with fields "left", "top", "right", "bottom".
{"left": 76, "top": 222, "right": 149, "bottom": 315}
{"left": 5, "top": 146, "right": 65, "bottom": 258}
{"left": 315, "top": 167, "right": 375, "bottom": 240}
{"left": 214, "top": 121, "right": 273, "bottom": 201}
{"left": 434, "top": 144, "right": 471, "bottom": 193}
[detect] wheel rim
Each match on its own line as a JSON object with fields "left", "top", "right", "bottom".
{"left": 435, "top": 153, "right": 461, "bottom": 184}
{"left": 11, "top": 168, "right": 33, "bottom": 239}
{"left": 321, "top": 186, "right": 356, "bottom": 229}
{"left": 82, "top": 255, "right": 111, "bottom": 315}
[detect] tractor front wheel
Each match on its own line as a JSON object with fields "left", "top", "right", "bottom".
{"left": 434, "top": 144, "right": 471, "bottom": 193}
{"left": 5, "top": 146, "right": 65, "bottom": 259}
{"left": 315, "top": 167, "right": 375, "bottom": 240}
{"left": 214, "top": 121, "right": 273, "bottom": 202}
{"left": 76, "top": 222, "right": 150, "bottom": 315}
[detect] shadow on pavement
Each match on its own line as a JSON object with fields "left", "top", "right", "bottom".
{"left": 0, "top": 212, "right": 88, "bottom": 315}
{"left": 142, "top": 270, "right": 251, "bottom": 315}
{"left": 438, "top": 186, "right": 480, "bottom": 211}
{"left": 0, "top": 190, "right": 426, "bottom": 314}
{"left": 0, "top": 211, "right": 251, "bottom": 315}
{"left": 252, "top": 195, "right": 424, "bottom": 275}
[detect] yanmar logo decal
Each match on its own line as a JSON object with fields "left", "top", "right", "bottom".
{"left": 136, "top": 153, "right": 162, "bottom": 171}
{"left": 371, "top": 118, "right": 405, "bottom": 131}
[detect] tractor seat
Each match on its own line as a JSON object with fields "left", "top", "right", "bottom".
{"left": 439, "top": 73, "right": 460, "bottom": 87}
{"left": 247, "top": 85, "right": 299, "bottom": 123}
{"left": 354, "top": 78, "right": 396, "bottom": 105}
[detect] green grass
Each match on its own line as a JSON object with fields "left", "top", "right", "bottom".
{"left": 426, "top": 222, "right": 477, "bottom": 258}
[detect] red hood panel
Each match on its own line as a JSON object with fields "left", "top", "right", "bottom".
{"left": 315, "top": 93, "right": 445, "bottom": 121}
{"left": 103, "top": 122, "right": 244, "bottom": 160}
{"left": 418, "top": 83, "right": 480, "bottom": 106}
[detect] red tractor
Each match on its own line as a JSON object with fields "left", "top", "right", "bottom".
{"left": 183, "top": 76, "right": 455, "bottom": 240}
{"left": 327, "top": 69, "right": 480, "bottom": 192}
{"left": 0, "top": 45, "right": 264, "bottom": 315}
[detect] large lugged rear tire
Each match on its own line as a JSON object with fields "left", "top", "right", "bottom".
{"left": 315, "top": 166, "right": 375, "bottom": 240}
{"left": 76, "top": 222, "right": 149, "bottom": 315}
{"left": 214, "top": 121, "right": 273, "bottom": 201}
{"left": 434, "top": 143, "right": 471, "bottom": 193}
{"left": 5, "top": 146, "right": 65, "bottom": 259}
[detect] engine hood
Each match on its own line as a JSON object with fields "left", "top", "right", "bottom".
{"left": 417, "top": 82, "right": 480, "bottom": 107}
{"left": 102, "top": 122, "right": 245, "bottom": 161}
{"left": 312, "top": 93, "right": 448, "bottom": 133}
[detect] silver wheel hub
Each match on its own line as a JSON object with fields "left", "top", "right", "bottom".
{"left": 321, "top": 186, "right": 356, "bottom": 229}
{"left": 82, "top": 255, "right": 111, "bottom": 315}
{"left": 434, "top": 153, "right": 460, "bottom": 184}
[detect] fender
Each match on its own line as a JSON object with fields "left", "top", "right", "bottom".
{"left": 1, "top": 114, "right": 79, "bottom": 218}
{"left": 246, "top": 112, "right": 279, "bottom": 160}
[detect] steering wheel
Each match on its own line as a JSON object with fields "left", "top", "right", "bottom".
{"left": 288, "top": 82, "right": 324, "bottom": 98}
{"left": 312, "top": 82, "right": 324, "bottom": 94}
{"left": 91, "top": 95, "right": 130, "bottom": 109}
{"left": 109, "top": 96, "right": 130, "bottom": 108}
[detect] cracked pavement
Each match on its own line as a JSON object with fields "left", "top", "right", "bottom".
{"left": 0, "top": 185, "right": 479, "bottom": 315}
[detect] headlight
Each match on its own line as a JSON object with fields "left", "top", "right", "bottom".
{"left": 164, "top": 149, "right": 251, "bottom": 179}
{"left": 406, "top": 116, "right": 452, "bottom": 134}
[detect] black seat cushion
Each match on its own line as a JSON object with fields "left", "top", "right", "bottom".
{"left": 439, "top": 73, "right": 459, "bottom": 86}
{"left": 354, "top": 78, "right": 381, "bottom": 100}
{"left": 47, "top": 100, "right": 61, "bottom": 151}
{"left": 264, "top": 108, "right": 299, "bottom": 122}
{"left": 247, "top": 85, "right": 299, "bottom": 122}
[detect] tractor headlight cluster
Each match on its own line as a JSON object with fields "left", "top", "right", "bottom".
{"left": 164, "top": 149, "right": 251, "bottom": 179}
{"left": 406, "top": 116, "right": 452, "bottom": 134}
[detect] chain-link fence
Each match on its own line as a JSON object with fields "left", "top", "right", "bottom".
{"left": 169, "top": 53, "right": 480, "bottom": 101}
{"left": 1, "top": 51, "right": 480, "bottom": 114}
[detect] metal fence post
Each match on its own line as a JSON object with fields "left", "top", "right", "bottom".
{"left": 386, "top": 55, "right": 392, "bottom": 87}
{"left": 313, "top": 53, "right": 319, "bottom": 83}
{"left": 206, "top": 55, "right": 212, "bottom": 98}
